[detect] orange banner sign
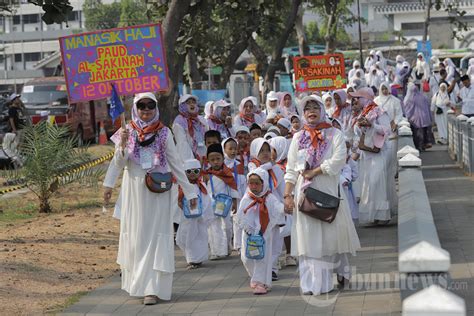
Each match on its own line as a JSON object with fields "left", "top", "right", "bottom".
{"left": 294, "top": 54, "right": 347, "bottom": 92}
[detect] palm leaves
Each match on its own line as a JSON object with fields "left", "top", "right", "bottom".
{"left": 3, "top": 122, "right": 104, "bottom": 213}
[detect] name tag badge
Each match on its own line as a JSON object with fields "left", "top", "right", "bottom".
{"left": 215, "top": 201, "right": 225, "bottom": 215}
{"left": 296, "top": 149, "right": 307, "bottom": 172}
{"left": 140, "top": 148, "right": 153, "bottom": 170}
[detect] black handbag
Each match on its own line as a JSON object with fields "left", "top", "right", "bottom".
{"left": 298, "top": 186, "right": 340, "bottom": 223}
{"left": 436, "top": 107, "right": 443, "bottom": 115}
{"left": 145, "top": 171, "right": 173, "bottom": 193}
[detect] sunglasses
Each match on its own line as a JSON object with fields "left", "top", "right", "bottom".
{"left": 137, "top": 101, "right": 157, "bottom": 110}
{"left": 185, "top": 169, "right": 201, "bottom": 175}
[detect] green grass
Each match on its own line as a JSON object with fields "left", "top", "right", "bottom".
{"left": 0, "top": 201, "right": 37, "bottom": 226}
{"left": 45, "top": 291, "right": 88, "bottom": 315}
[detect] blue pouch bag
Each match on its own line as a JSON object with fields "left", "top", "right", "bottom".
{"left": 245, "top": 233, "right": 265, "bottom": 260}
{"left": 183, "top": 194, "right": 203, "bottom": 218}
{"left": 213, "top": 193, "right": 233, "bottom": 217}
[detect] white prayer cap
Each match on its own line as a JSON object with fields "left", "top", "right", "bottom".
{"left": 235, "top": 125, "right": 250, "bottom": 135}
{"left": 184, "top": 159, "right": 201, "bottom": 170}
{"left": 277, "top": 118, "right": 291, "bottom": 130}
{"left": 179, "top": 94, "right": 198, "bottom": 104}
{"left": 134, "top": 92, "right": 157, "bottom": 104}
{"left": 264, "top": 132, "right": 278, "bottom": 140}
{"left": 267, "top": 91, "right": 278, "bottom": 101}
{"left": 214, "top": 99, "right": 231, "bottom": 108}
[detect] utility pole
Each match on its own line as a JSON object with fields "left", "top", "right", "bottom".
{"left": 357, "top": 0, "right": 364, "bottom": 71}
{"left": 423, "top": 0, "right": 432, "bottom": 42}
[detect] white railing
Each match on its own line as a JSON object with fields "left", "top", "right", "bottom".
{"left": 396, "top": 119, "right": 466, "bottom": 315}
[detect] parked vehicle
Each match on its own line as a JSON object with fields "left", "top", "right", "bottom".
{"left": 21, "top": 77, "right": 116, "bottom": 145}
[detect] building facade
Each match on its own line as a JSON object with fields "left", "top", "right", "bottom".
{"left": 347, "top": 0, "right": 474, "bottom": 50}
{"left": 0, "top": 0, "right": 86, "bottom": 92}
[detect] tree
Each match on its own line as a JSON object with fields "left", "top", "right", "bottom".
{"left": 147, "top": 0, "right": 193, "bottom": 125}
{"left": 118, "top": 0, "right": 147, "bottom": 28}
{"left": 308, "top": 0, "right": 357, "bottom": 53}
{"left": 250, "top": 0, "right": 302, "bottom": 93}
{"left": 1, "top": 0, "right": 73, "bottom": 25}
{"left": 3, "top": 122, "right": 102, "bottom": 213}
{"left": 83, "top": 0, "right": 121, "bottom": 31}
{"left": 424, "top": 0, "right": 471, "bottom": 41}
{"left": 295, "top": 5, "right": 310, "bottom": 57}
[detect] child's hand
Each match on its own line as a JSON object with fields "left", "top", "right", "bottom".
{"left": 232, "top": 199, "right": 238, "bottom": 214}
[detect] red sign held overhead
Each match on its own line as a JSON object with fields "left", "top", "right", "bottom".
{"left": 294, "top": 54, "right": 347, "bottom": 92}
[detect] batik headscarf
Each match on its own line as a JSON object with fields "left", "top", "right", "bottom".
{"left": 174, "top": 94, "right": 206, "bottom": 155}
{"left": 298, "top": 95, "right": 332, "bottom": 169}
{"left": 111, "top": 92, "right": 169, "bottom": 171}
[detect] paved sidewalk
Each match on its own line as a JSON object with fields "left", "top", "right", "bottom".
{"left": 61, "top": 225, "right": 400, "bottom": 315}
{"left": 421, "top": 146, "right": 474, "bottom": 314}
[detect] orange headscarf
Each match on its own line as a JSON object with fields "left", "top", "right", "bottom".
{"left": 360, "top": 102, "right": 378, "bottom": 118}
{"left": 244, "top": 191, "right": 270, "bottom": 234}
{"left": 130, "top": 120, "right": 165, "bottom": 142}
{"left": 303, "top": 122, "right": 332, "bottom": 149}
{"left": 205, "top": 165, "right": 238, "bottom": 191}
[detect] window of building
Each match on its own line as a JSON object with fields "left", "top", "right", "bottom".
{"left": 13, "top": 15, "right": 21, "bottom": 25}
{"left": 361, "top": 4, "right": 369, "bottom": 20}
{"left": 23, "top": 14, "right": 40, "bottom": 24}
{"left": 68, "top": 11, "right": 79, "bottom": 22}
{"left": 14, "top": 54, "right": 22, "bottom": 62}
{"left": 24, "top": 52, "right": 41, "bottom": 62}
{"left": 401, "top": 22, "right": 424, "bottom": 31}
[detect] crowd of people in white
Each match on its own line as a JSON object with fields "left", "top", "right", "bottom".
{"left": 103, "top": 50, "right": 474, "bottom": 305}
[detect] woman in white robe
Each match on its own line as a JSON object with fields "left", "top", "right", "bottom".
{"left": 430, "top": 82, "right": 450, "bottom": 143}
{"left": 103, "top": 93, "right": 198, "bottom": 305}
{"left": 444, "top": 58, "right": 457, "bottom": 82}
{"left": 348, "top": 60, "right": 361, "bottom": 81}
{"left": 284, "top": 95, "right": 360, "bottom": 295}
{"left": 234, "top": 97, "right": 265, "bottom": 129}
{"left": 349, "top": 88, "right": 392, "bottom": 225}
{"left": 237, "top": 168, "right": 285, "bottom": 294}
{"left": 467, "top": 58, "right": 474, "bottom": 82}
{"left": 172, "top": 94, "right": 208, "bottom": 161}
{"left": 322, "top": 92, "right": 335, "bottom": 118}
{"left": 374, "top": 82, "right": 403, "bottom": 216}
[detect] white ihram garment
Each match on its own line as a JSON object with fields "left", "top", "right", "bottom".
{"left": 103, "top": 130, "right": 196, "bottom": 300}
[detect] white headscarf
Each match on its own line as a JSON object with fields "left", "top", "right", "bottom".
{"left": 265, "top": 91, "right": 280, "bottom": 116}
{"left": 249, "top": 138, "right": 273, "bottom": 171}
{"left": 246, "top": 167, "right": 270, "bottom": 197}
{"left": 239, "top": 96, "right": 256, "bottom": 114}
{"left": 269, "top": 136, "right": 289, "bottom": 162}
{"left": 221, "top": 137, "right": 237, "bottom": 163}
{"left": 204, "top": 101, "right": 214, "bottom": 119}
{"left": 322, "top": 92, "right": 334, "bottom": 110}
{"left": 299, "top": 95, "right": 327, "bottom": 126}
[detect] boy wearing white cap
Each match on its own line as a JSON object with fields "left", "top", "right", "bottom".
{"left": 176, "top": 159, "right": 213, "bottom": 269}
{"left": 277, "top": 118, "right": 291, "bottom": 138}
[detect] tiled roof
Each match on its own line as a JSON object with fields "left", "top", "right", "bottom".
{"left": 374, "top": 1, "right": 474, "bottom": 14}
